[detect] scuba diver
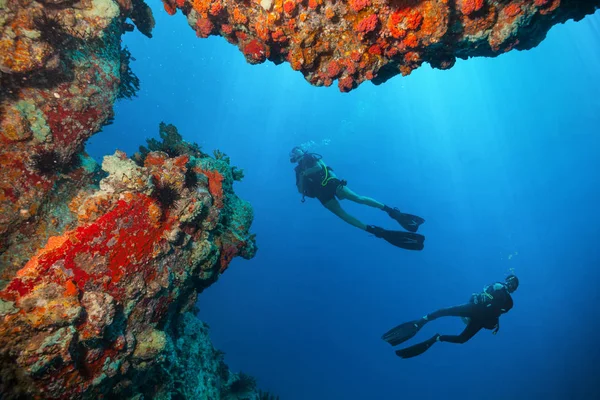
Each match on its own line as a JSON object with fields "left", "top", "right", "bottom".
{"left": 382, "top": 274, "right": 519, "bottom": 358}
{"left": 290, "top": 146, "right": 426, "bottom": 251}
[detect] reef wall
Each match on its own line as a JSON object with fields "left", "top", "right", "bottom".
{"left": 161, "top": 0, "right": 600, "bottom": 91}
{"left": 0, "top": 0, "right": 154, "bottom": 278}
{"left": 0, "top": 1, "right": 264, "bottom": 397}
{"left": 0, "top": 123, "right": 259, "bottom": 398}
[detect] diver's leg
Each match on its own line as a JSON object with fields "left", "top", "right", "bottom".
{"left": 384, "top": 303, "right": 476, "bottom": 346}
{"left": 323, "top": 198, "right": 367, "bottom": 230}
{"left": 425, "top": 303, "right": 478, "bottom": 321}
{"left": 439, "top": 322, "right": 482, "bottom": 344}
{"left": 336, "top": 186, "right": 384, "bottom": 209}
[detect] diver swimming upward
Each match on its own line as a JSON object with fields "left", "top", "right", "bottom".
{"left": 382, "top": 275, "right": 519, "bottom": 358}
{"left": 289, "top": 146, "right": 426, "bottom": 251}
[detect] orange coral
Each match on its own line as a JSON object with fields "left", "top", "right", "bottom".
{"left": 325, "top": 6, "right": 335, "bottom": 19}
{"left": 210, "top": 1, "right": 223, "bottom": 15}
{"left": 232, "top": 8, "right": 248, "bottom": 24}
{"left": 200, "top": 169, "right": 224, "bottom": 208}
{"left": 192, "top": 0, "right": 210, "bottom": 15}
{"left": 505, "top": 3, "right": 522, "bottom": 17}
{"left": 403, "top": 33, "right": 418, "bottom": 48}
{"left": 461, "top": 0, "right": 484, "bottom": 16}
{"left": 161, "top": 0, "right": 599, "bottom": 93}
{"left": 64, "top": 280, "right": 78, "bottom": 296}
{"left": 163, "top": 0, "right": 177, "bottom": 15}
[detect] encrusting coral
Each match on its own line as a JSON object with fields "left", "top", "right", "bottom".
{"left": 160, "top": 0, "right": 600, "bottom": 92}
{"left": 0, "top": 0, "right": 153, "bottom": 278}
{"left": 0, "top": 123, "right": 259, "bottom": 399}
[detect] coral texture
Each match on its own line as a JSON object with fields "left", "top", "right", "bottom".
{"left": 0, "top": 125, "right": 258, "bottom": 399}
{"left": 160, "top": 0, "right": 600, "bottom": 91}
{"left": 0, "top": 0, "right": 153, "bottom": 277}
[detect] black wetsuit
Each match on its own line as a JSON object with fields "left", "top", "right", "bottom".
{"left": 295, "top": 154, "right": 345, "bottom": 204}
{"left": 428, "top": 282, "right": 514, "bottom": 344}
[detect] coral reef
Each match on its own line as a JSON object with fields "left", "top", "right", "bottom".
{"left": 1, "top": 1, "right": 266, "bottom": 396}
{"left": 0, "top": 125, "right": 258, "bottom": 399}
{"left": 160, "top": 0, "right": 600, "bottom": 91}
{"left": 0, "top": 0, "right": 153, "bottom": 276}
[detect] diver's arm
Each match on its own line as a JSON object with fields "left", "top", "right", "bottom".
{"left": 302, "top": 164, "right": 323, "bottom": 177}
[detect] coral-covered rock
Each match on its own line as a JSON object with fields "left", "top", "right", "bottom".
{"left": 0, "top": 0, "right": 153, "bottom": 278}
{"left": 161, "top": 0, "right": 600, "bottom": 91}
{"left": 0, "top": 124, "right": 257, "bottom": 399}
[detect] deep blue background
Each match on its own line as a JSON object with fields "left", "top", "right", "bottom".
{"left": 87, "top": 5, "right": 600, "bottom": 399}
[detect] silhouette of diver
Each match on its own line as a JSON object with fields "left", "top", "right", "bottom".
{"left": 290, "top": 146, "right": 425, "bottom": 250}
{"left": 382, "top": 275, "right": 519, "bottom": 358}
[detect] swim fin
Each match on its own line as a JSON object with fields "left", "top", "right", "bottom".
{"left": 366, "top": 225, "right": 425, "bottom": 251}
{"left": 382, "top": 319, "right": 426, "bottom": 346}
{"left": 385, "top": 207, "right": 425, "bottom": 233}
{"left": 395, "top": 334, "right": 440, "bottom": 359}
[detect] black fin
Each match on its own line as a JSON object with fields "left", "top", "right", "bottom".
{"left": 381, "top": 230, "right": 425, "bottom": 251}
{"left": 382, "top": 320, "right": 425, "bottom": 346}
{"left": 387, "top": 208, "right": 426, "bottom": 233}
{"left": 395, "top": 335, "right": 439, "bottom": 359}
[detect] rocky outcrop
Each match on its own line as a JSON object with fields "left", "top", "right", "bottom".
{"left": 160, "top": 0, "right": 600, "bottom": 91}
{"left": 0, "top": 124, "right": 259, "bottom": 399}
{"left": 0, "top": 0, "right": 153, "bottom": 274}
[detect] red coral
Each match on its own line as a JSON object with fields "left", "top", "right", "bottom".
{"left": 219, "top": 240, "right": 242, "bottom": 272}
{"left": 196, "top": 18, "right": 214, "bottom": 38}
{"left": 1, "top": 194, "right": 170, "bottom": 302}
{"left": 326, "top": 60, "right": 342, "bottom": 78}
{"left": 404, "top": 51, "right": 421, "bottom": 63}
{"left": 242, "top": 39, "right": 269, "bottom": 64}
{"left": 461, "top": 0, "right": 484, "bottom": 16}
{"left": 338, "top": 76, "right": 354, "bottom": 92}
{"left": 356, "top": 14, "right": 378, "bottom": 33}
{"left": 221, "top": 24, "right": 233, "bottom": 34}
{"left": 342, "top": 58, "right": 357, "bottom": 75}
{"left": 368, "top": 44, "right": 381, "bottom": 55}
{"left": 349, "top": 0, "right": 370, "bottom": 13}
{"left": 283, "top": 0, "right": 296, "bottom": 15}
{"left": 162, "top": 0, "right": 177, "bottom": 15}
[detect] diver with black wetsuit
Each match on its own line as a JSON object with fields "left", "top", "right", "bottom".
{"left": 382, "top": 275, "right": 519, "bottom": 358}
{"left": 290, "top": 146, "right": 426, "bottom": 251}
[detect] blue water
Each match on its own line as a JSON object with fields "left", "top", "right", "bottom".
{"left": 87, "top": 7, "right": 600, "bottom": 400}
